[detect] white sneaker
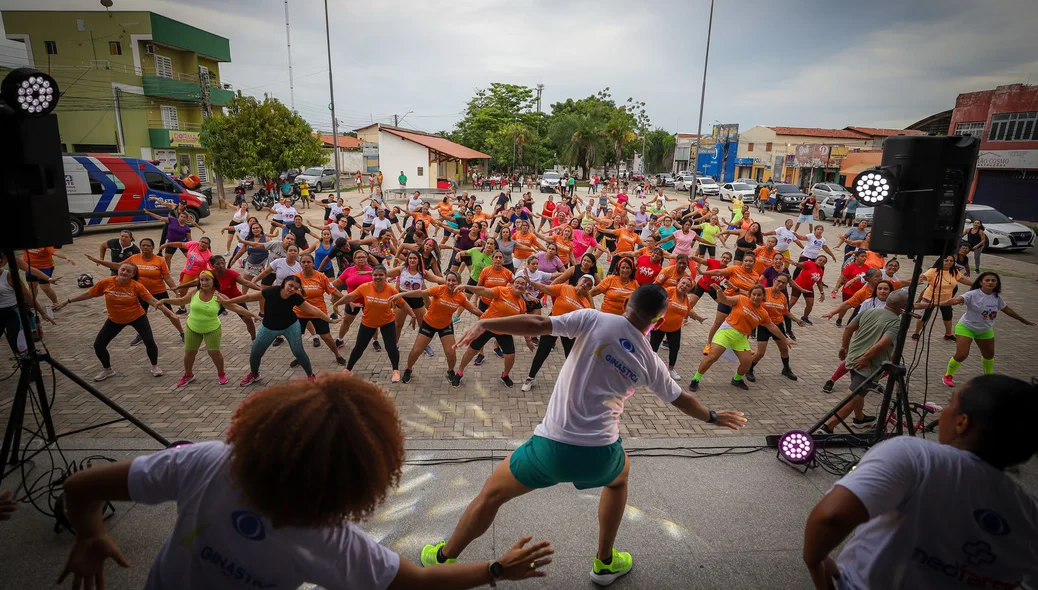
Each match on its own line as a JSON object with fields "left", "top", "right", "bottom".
{"left": 521, "top": 377, "right": 535, "bottom": 392}
{"left": 46, "top": 306, "right": 55, "bottom": 321}
{"left": 151, "top": 365, "right": 164, "bottom": 377}
{"left": 94, "top": 367, "right": 116, "bottom": 382}
{"left": 668, "top": 369, "right": 681, "bottom": 381}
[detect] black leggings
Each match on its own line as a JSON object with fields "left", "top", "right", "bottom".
{"left": 649, "top": 328, "right": 681, "bottom": 367}
{"left": 0, "top": 306, "right": 22, "bottom": 355}
{"left": 527, "top": 334, "right": 575, "bottom": 378}
{"left": 347, "top": 322, "right": 399, "bottom": 370}
{"left": 94, "top": 316, "right": 158, "bottom": 368}
{"left": 921, "top": 304, "right": 954, "bottom": 324}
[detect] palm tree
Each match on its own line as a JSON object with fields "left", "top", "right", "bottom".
{"left": 502, "top": 123, "right": 536, "bottom": 171}
{"left": 605, "top": 113, "right": 637, "bottom": 178}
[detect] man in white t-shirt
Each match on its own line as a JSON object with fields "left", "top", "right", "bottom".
{"left": 803, "top": 374, "right": 1038, "bottom": 590}
{"left": 55, "top": 376, "right": 555, "bottom": 590}
{"left": 770, "top": 218, "right": 806, "bottom": 258}
{"left": 423, "top": 284, "right": 747, "bottom": 585}
{"left": 793, "top": 226, "right": 836, "bottom": 280}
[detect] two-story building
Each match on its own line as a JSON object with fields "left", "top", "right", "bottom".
{"left": 949, "top": 84, "right": 1038, "bottom": 221}
{"left": 736, "top": 126, "right": 871, "bottom": 186}
{"left": 1, "top": 10, "right": 232, "bottom": 180}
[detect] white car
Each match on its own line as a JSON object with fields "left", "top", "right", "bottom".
{"left": 294, "top": 167, "right": 338, "bottom": 192}
{"left": 539, "top": 171, "right": 562, "bottom": 193}
{"left": 696, "top": 176, "right": 720, "bottom": 196}
{"left": 674, "top": 173, "right": 697, "bottom": 191}
{"left": 734, "top": 177, "right": 759, "bottom": 189}
{"left": 719, "top": 182, "right": 756, "bottom": 202}
{"left": 964, "top": 204, "right": 1036, "bottom": 251}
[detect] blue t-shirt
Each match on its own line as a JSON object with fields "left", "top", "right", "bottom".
{"left": 845, "top": 198, "right": 859, "bottom": 213}
{"left": 657, "top": 225, "right": 677, "bottom": 251}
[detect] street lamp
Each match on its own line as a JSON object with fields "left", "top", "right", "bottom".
{"left": 689, "top": 0, "right": 714, "bottom": 199}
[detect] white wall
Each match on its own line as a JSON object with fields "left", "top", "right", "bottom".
{"left": 378, "top": 130, "right": 432, "bottom": 189}
{"left": 325, "top": 149, "right": 363, "bottom": 173}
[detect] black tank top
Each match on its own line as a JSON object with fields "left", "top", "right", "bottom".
{"left": 965, "top": 229, "right": 983, "bottom": 248}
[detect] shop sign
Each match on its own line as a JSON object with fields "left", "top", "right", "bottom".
{"left": 976, "top": 150, "right": 1038, "bottom": 169}
{"left": 168, "top": 130, "right": 201, "bottom": 148}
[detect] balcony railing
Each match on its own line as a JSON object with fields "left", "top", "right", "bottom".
{"left": 147, "top": 119, "right": 204, "bottom": 131}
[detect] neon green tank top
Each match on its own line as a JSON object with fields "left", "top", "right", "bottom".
{"left": 187, "top": 290, "right": 221, "bottom": 333}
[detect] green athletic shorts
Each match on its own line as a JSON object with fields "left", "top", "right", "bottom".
{"left": 954, "top": 321, "right": 994, "bottom": 340}
{"left": 184, "top": 326, "right": 222, "bottom": 351}
{"left": 712, "top": 327, "right": 752, "bottom": 352}
{"left": 509, "top": 435, "right": 626, "bottom": 490}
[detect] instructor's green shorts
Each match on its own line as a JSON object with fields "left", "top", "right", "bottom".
{"left": 184, "top": 326, "right": 222, "bottom": 351}
{"left": 954, "top": 321, "right": 994, "bottom": 340}
{"left": 509, "top": 435, "right": 626, "bottom": 490}
{"left": 712, "top": 327, "right": 752, "bottom": 352}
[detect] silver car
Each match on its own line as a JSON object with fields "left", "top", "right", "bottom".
{"left": 674, "top": 173, "right": 697, "bottom": 191}
{"left": 817, "top": 195, "right": 873, "bottom": 225}
{"left": 295, "top": 167, "right": 339, "bottom": 192}
{"left": 811, "top": 182, "right": 853, "bottom": 201}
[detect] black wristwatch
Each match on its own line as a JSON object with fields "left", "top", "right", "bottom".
{"left": 707, "top": 409, "right": 718, "bottom": 424}
{"left": 488, "top": 561, "right": 504, "bottom": 586}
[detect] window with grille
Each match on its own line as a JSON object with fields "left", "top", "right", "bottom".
{"left": 161, "top": 106, "right": 179, "bottom": 130}
{"left": 45, "top": 40, "right": 57, "bottom": 55}
{"left": 954, "top": 122, "right": 986, "bottom": 137}
{"left": 154, "top": 54, "right": 173, "bottom": 79}
{"left": 109, "top": 41, "right": 122, "bottom": 55}
{"left": 988, "top": 112, "right": 1038, "bottom": 142}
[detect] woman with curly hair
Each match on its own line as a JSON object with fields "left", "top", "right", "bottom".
{"left": 56, "top": 375, "right": 554, "bottom": 589}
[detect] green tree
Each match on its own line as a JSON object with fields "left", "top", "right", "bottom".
{"left": 488, "top": 123, "right": 538, "bottom": 172}
{"left": 644, "top": 128, "right": 675, "bottom": 173}
{"left": 200, "top": 93, "right": 324, "bottom": 181}
{"left": 452, "top": 83, "right": 542, "bottom": 169}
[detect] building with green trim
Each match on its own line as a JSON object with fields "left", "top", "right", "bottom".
{"left": 1, "top": 10, "right": 231, "bottom": 180}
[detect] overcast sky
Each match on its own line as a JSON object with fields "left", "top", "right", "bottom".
{"left": 7, "top": 0, "right": 1038, "bottom": 134}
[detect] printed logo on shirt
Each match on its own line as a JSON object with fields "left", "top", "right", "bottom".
{"left": 910, "top": 542, "right": 1020, "bottom": 588}
{"left": 593, "top": 343, "right": 639, "bottom": 383}
{"left": 230, "top": 510, "right": 266, "bottom": 541}
{"left": 619, "top": 338, "right": 636, "bottom": 353}
{"left": 973, "top": 509, "right": 1011, "bottom": 536}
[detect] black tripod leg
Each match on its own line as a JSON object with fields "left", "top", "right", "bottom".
{"left": 1, "top": 368, "right": 30, "bottom": 471}
{"left": 43, "top": 356, "right": 171, "bottom": 447}
{"left": 807, "top": 363, "right": 887, "bottom": 434}
{"left": 898, "top": 375, "right": 916, "bottom": 436}
{"left": 30, "top": 360, "right": 57, "bottom": 441}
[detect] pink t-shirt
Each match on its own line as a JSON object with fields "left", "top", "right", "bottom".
{"left": 182, "top": 241, "right": 213, "bottom": 276}
{"left": 338, "top": 265, "right": 374, "bottom": 292}
{"left": 572, "top": 230, "right": 599, "bottom": 259}
{"left": 672, "top": 230, "right": 697, "bottom": 255}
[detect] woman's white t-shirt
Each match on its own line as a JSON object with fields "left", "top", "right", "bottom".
{"left": 371, "top": 217, "right": 392, "bottom": 237}
{"left": 128, "top": 442, "right": 399, "bottom": 589}
{"left": 269, "top": 258, "right": 302, "bottom": 284}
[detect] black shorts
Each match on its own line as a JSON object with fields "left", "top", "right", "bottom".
{"left": 469, "top": 330, "right": 515, "bottom": 354}
{"left": 525, "top": 298, "right": 543, "bottom": 312}
{"left": 404, "top": 296, "right": 425, "bottom": 310}
{"left": 797, "top": 287, "right": 814, "bottom": 300}
{"left": 692, "top": 283, "right": 718, "bottom": 300}
{"left": 139, "top": 290, "right": 170, "bottom": 311}
{"left": 698, "top": 244, "right": 716, "bottom": 257}
{"left": 260, "top": 273, "right": 277, "bottom": 286}
{"left": 418, "top": 320, "right": 454, "bottom": 339}
{"left": 717, "top": 301, "right": 733, "bottom": 314}
{"left": 165, "top": 246, "right": 188, "bottom": 256}
{"left": 756, "top": 323, "right": 787, "bottom": 342}
{"left": 467, "top": 277, "right": 478, "bottom": 286}
{"left": 298, "top": 317, "right": 330, "bottom": 335}
{"left": 344, "top": 304, "right": 362, "bottom": 316}
{"left": 477, "top": 299, "right": 489, "bottom": 313}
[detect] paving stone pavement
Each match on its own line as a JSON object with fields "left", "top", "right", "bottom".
{"left": 4, "top": 188, "right": 1038, "bottom": 443}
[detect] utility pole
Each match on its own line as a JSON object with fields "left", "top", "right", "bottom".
{"left": 535, "top": 83, "right": 544, "bottom": 113}
{"left": 323, "top": 0, "right": 341, "bottom": 199}
{"left": 198, "top": 67, "right": 226, "bottom": 209}
{"left": 393, "top": 114, "right": 398, "bottom": 127}
{"left": 284, "top": 0, "right": 296, "bottom": 111}
{"left": 690, "top": 0, "right": 714, "bottom": 201}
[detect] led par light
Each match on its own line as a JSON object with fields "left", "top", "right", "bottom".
{"left": 1, "top": 68, "right": 59, "bottom": 117}
{"left": 852, "top": 167, "right": 898, "bottom": 206}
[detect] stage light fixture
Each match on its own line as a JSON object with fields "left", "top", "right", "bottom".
{"left": 1, "top": 68, "right": 59, "bottom": 117}
{"left": 777, "top": 430, "right": 815, "bottom": 465}
{"left": 852, "top": 168, "right": 897, "bottom": 205}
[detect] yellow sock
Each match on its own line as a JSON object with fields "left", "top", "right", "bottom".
{"left": 946, "top": 357, "right": 962, "bottom": 376}
{"left": 981, "top": 357, "right": 994, "bottom": 375}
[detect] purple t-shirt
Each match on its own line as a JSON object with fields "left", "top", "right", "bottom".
{"left": 535, "top": 251, "right": 566, "bottom": 273}
{"left": 167, "top": 216, "right": 191, "bottom": 242}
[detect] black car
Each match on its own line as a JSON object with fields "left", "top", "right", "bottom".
{"left": 772, "top": 183, "right": 808, "bottom": 212}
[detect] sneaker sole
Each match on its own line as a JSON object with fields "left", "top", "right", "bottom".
{"left": 590, "top": 564, "right": 633, "bottom": 586}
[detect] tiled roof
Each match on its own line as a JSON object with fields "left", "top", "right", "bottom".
{"left": 382, "top": 128, "right": 491, "bottom": 160}
{"left": 844, "top": 127, "right": 926, "bottom": 137}
{"left": 766, "top": 126, "right": 870, "bottom": 139}
{"left": 313, "top": 133, "right": 362, "bottom": 150}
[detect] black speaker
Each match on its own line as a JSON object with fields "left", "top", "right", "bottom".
{"left": 0, "top": 107, "right": 72, "bottom": 249}
{"left": 868, "top": 135, "right": 978, "bottom": 257}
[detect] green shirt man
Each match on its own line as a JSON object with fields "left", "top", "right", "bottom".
{"left": 399, "top": 171, "right": 407, "bottom": 188}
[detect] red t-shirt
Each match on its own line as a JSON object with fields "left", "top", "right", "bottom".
{"left": 842, "top": 262, "right": 869, "bottom": 295}
{"left": 697, "top": 258, "right": 725, "bottom": 290}
{"left": 541, "top": 201, "right": 556, "bottom": 217}
{"left": 793, "top": 260, "right": 824, "bottom": 291}
{"left": 634, "top": 255, "right": 662, "bottom": 285}
{"left": 215, "top": 269, "right": 243, "bottom": 298}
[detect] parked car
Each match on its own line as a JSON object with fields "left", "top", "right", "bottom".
{"left": 811, "top": 182, "right": 853, "bottom": 201}
{"left": 656, "top": 173, "right": 675, "bottom": 187}
{"left": 62, "top": 155, "right": 211, "bottom": 238}
{"left": 539, "top": 171, "right": 562, "bottom": 193}
{"left": 719, "top": 182, "right": 756, "bottom": 202}
{"left": 817, "top": 195, "right": 873, "bottom": 225}
{"left": 630, "top": 173, "right": 646, "bottom": 181}
{"left": 695, "top": 176, "right": 720, "bottom": 197}
{"left": 295, "top": 167, "right": 338, "bottom": 192}
{"left": 772, "top": 183, "right": 808, "bottom": 212}
{"left": 238, "top": 177, "right": 255, "bottom": 190}
{"left": 964, "top": 204, "right": 1035, "bottom": 251}
{"left": 734, "top": 177, "right": 760, "bottom": 189}
{"left": 280, "top": 168, "right": 302, "bottom": 183}
{"left": 674, "top": 173, "right": 697, "bottom": 191}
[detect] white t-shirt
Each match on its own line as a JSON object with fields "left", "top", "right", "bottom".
{"left": 858, "top": 296, "right": 884, "bottom": 312}
{"left": 269, "top": 258, "right": 302, "bottom": 283}
{"left": 801, "top": 236, "right": 827, "bottom": 259}
{"left": 959, "top": 289, "right": 1006, "bottom": 333}
{"left": 833, "top": 437, "right": 1038, "bottom": 590}
{"left": 371, "top": 217, "right": 392, "bottom": 237}
{"left": 328, "top": 203, "right": 345, "bottom": 219}
{"left": 520, "top": 268, "right": 553, "bottom": 299}
{"left": 538, "top": 310, "right": 681, "bottom": 446}
{"left": 280, "top": 206, "right": 298, "bottom": 224}
{"left": 407, "top": 195, "right": 423, "bottom": 212}
{"left": 329, "top": 223, "right": 349, "bottom": 243}
{"left": 774, "top": 227, "right": 797, "bottom": 252}
{"left": 128, "top": 441, "right": 400, "bottom": 590}
{"left": 271, "top": 203, "right": 286, "bottom": 221}
{"left": 234, "top": 221, "right": 252, "bottom": 241}
{"left": 363, "top": 205, "right": 378, "bottom": 225}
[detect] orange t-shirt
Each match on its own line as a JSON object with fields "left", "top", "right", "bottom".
{"left": 656, "top": 264, "right": 695, "bottom": 288}
{"left": 295, "top": 271, "right": 337, "bottom": 317}
{"left": 125, "top": 254, "right": 169, "bottom": 295}
{"left": 411, "top": 212, "right": 435, "bottom": 228}
{"left": 353, "top": 282, "right": 399, "bottom": 328}
{"left": 23, "top": 247, "right": 56, "bottom": 269}
{"left": 480, "top": 286, "right": 527, "bottom": 319}
{"left": 864, "top": 251, "right": 886, "bottom": 270}
{"left": 753, "top": 247, "right": 779, "bottom": 275}
{"left": 762, "top": 289, "right": 789, "bottom": 323}
{"left": 847, "top": 279, "right": 905, "bottom": 307}
{"left": 613, "top": 229, "right": 642, "bottom": 253}
{"left": 725, "top": 295, "right": 767, "bottom": 335}
{"left": 723, "top": 265, "right": 761, "bottom": 296}
{"left": 656, "top": 287, "right": 692, "bottom": 332}
{"left": 552, "top": 236, "right": 574, "bottom": 265}
{"left": 597, "top": 275, "right": 637, "bottom": 315}
{"left": 547, "top": 284, "right": 593, "bottom": 316}
{"left": 478, "top": 266, "right": 513, "bottom": 305}
{"left": 424, "top": 285, "right": 469, "bottom": 329}
{"left": 513, "top": 231, "right": 540, "bottom": 260}
{"left": 473, "top": 212, "right": 490, "bottom": 223}
{"left": 436, "top": 202, "right": 454, "bottom": 217}
{"left": 87, "top": 277, "right": 151, "bottom": 324}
